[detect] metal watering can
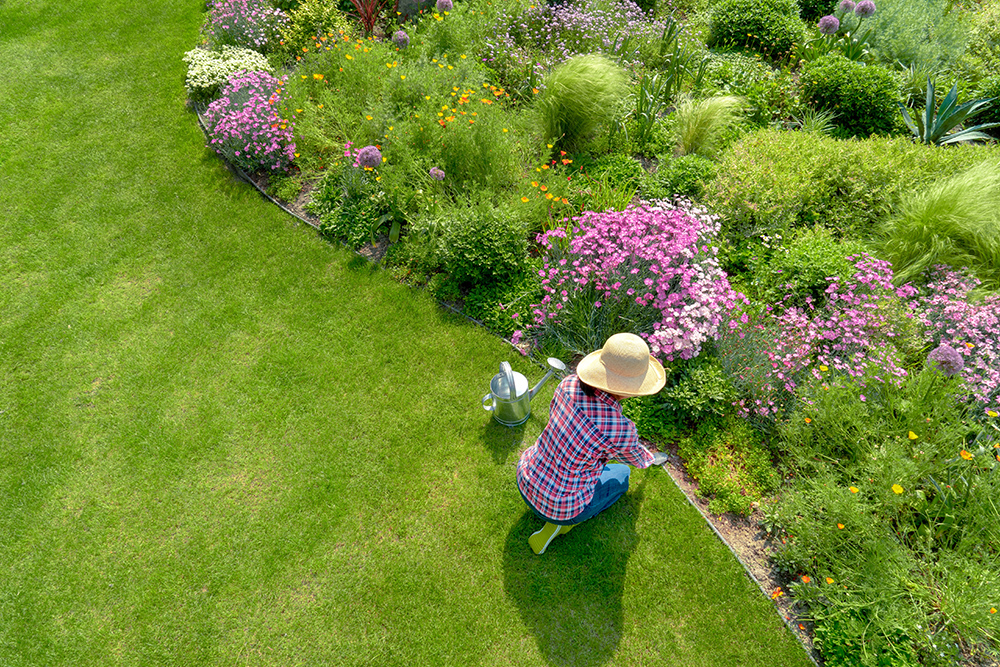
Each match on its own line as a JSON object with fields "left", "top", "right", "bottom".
{"left": 482, "top": 357, "right": 567, "bottom": 426}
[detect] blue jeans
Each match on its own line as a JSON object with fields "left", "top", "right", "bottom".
{"left": 520, "top": 464, "right": 630, "bottom": 526}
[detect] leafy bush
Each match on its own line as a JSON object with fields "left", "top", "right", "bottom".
{"left": 462, "top": 270, "right": 542, "bottom": 338}
{"left": 206, "top": 0, "right": 289, "bottom": 53}
{"left": 536, "top": 54, "right": 629, "bottom": 153}
{"left": 754, "top": 226, "right": 867, "bottom": 309}
{"left": 521, "top": 201, "right": 742, "bottom": 361}
{"left": 183, "top": 45, "right": 272, "bottom": 104}
{"left": 701, "top": 52, "right": 802, "bottom": 125}
{"left": 706, "top": 0, "right": 804, "bottom": 61}
{"left": 880, "top": 159, "right": 1000, "bottom": 288}
{"left": 641, "top": 154, "right": 717, "bottom": 201}
{"left": 799, "top": 0, "right": 835, "bottom": 21}
{"left": 975, "top": 74, "right": 1000, "bottom": 138}
{"left": 866, "top": 0, "right": 971, "bottom": 71}
{"left": 278, "top": 0, "right": 354, "bottom": 60}
{"left": 958, "top": 0, "right": 1000, "bottom": 81}
{"left": 204, "top": 69, "right": 296, "bottom": 172}
{"left": 705, "top": 127, "right": 992, "bottom": 244}
{"left": 800, "top": 53, "right": 901, "bottom": 137}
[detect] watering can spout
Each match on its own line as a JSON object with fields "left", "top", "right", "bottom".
{"left": 528, "top": 357, "right": 568, "bottom": 401}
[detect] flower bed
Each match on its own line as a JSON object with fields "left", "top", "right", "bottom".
{"left": 185, "top": 0, "right": 1000, "bottom": 662}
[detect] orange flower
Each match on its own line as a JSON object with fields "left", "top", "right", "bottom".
{"left": 313, "top": 73, "right": 324, "bottom": 80}
{"left": 991, "top": 608, "right": 997, "bottom": 614}
{"left": 540, "top": 185, "right": 548, "bottom": 191}
{"left": 849, "top": 486, "right": 859, "bottom": 493}
{"left": 520, "top": 197, "right": 529, "bottom": 203}
{"left": 801, "top": 575, "right": 811, "bottom": 583}
{"left": 804, "top": 417, "right": 812, "bottom": 424}
{"left": 826, "top": 577, "right": 834, "bottom": 584}
{"left": 960, "top": 449, "right": 973, "bottom": 460}
{"left": 771, "top": 587, "right": 784, "bottom": 599}
{"left": 837, "top": 523, "right": 844, "bottom": 530}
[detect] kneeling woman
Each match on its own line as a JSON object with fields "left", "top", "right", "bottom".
{"left": 516, "top": 333, "right": 668, "bottom": 555}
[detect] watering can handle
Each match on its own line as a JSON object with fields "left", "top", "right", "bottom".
{"left": 482, "top": 393, "right": 494, "bottom": 412}
{"left": 500, "top": 361, "right": 517, "bottom": 398}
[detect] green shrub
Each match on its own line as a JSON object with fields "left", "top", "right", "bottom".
{"left": 958, "top": 0, "right": 1000, "bottom": 81}
{"left": 754, "top": 226, "right": 867, "bottom": 309}
{"left": 462, "top": 269, "right": 542, "bottom": 338}
{"left": 705, "top": 127, "right": 993, "bottom": 244}
{"left": 798, "top": 0, "right": 835, "bottom": 22}
{"left": 702, "top": 52, "right": 803, "bottom": 125}
{"left": 800, "top": 53, "right": 902, "bottom": 138}
{"left": 706, "top": 0, "right": 804, "bottom": 61}
{"left": 536, "top": 54, "right": 629, "bottom": 153}
{"left": 880, "top": 159, "right": 1000, "bottom": 289}
{"left": 975, "top": 74, "right": 1000, "bottom": 138}
{"left": 642, "top": 154, "right": 717, "bottom": 201}
{"left": 278, "top": 0, "right": 354, "bottom": 61}
{"left": 866, "top": 0, "right": 972, "bottom": 71}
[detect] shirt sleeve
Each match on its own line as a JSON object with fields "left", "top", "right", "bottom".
{"left": 594, "top": 391, "right": 655, "bottom": 468}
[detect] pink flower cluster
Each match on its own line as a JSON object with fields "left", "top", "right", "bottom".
{"left": 205, "top": 70, "right": 296, "bottom": 172}
{"left": 207, "top": 0, "right": 288, "bottom": 52}
{"left": 528, "top": 201, "right": 742, "bottom": 361}
{"left": 720, "top": 254, "right": 918, "bottom": 418}
{"left": 912, "top": 267, "right": 1000, "bottom": 412}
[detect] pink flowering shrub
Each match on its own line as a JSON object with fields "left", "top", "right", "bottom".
{"left": 204, "top": 70, "right": 296, "bottom": 173}
{"left": 518, "top": 201, "right": 742, "bottom": 361}
{"left": 718, "top": 254, "right": 920, "bottom": 419}
{"left": 912, "top": 267, "right": 1000, "bottom": 413}
{"left": 207, "top": 0, "right": 288, "bottom": 53}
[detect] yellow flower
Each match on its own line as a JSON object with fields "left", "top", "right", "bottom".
{"left": 400, "top": 75, "right": 406, "bottom": 80}
{"left": 966, "top": 342, "right": 975, "bottom": 349}
{"left": 531, "top": 181, "right": 538, "bottom": 187}
{"left": 908, "top": 431, "right": 918, "bottom": 440}
{"left": 825, "top": 577, "right": 834, "bottom": 584}
{"left": 520, "top": 196, "right": 529, "bottom": 203}
{"left": 819, "top": 365, "right": 828, "bottom": 371}
{"left": 837, "top": 523, "right": 844, "bottom": 530}
{"left": 296, "top": 108, "right": 303, "bottom": 113}
{"left": 992, "top": 608, "right": 997, "bottom": 614}
{"left": 849, "top": 486, "right": 859, "bottom": 493}
{"left": 960, "top": 449, "right": 973, "bottom": 460}
{"left": 366, "top": 115, "right": 373, "bottom": 120}
{"left": 313, "top": 73, "right": 324, "bottom": 80}
{"left": 988, "top": 410, "right": 998, "bottom": 418}
{"left": 805, "top": 417, "right": 812, "bottom": 424}
{"left": 892, "top": 484, "right": 904, "bottom": 494}
{"left": 545, "top": 193, "right": 553, "bottom": 199}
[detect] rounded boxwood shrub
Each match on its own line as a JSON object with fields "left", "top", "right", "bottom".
{"left": 800, "top": 53, "right": 901, "bottom": 138}
{"left": 706, "top": 0, "right": 804, "bottom": 61}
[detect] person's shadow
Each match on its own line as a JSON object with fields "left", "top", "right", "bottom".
{"left": 502, "top": 476, "right": 646, "bottom": 667}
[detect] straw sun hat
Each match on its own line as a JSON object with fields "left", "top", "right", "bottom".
{"left": 576, "top": 333, "right": 665, "bottom": 397}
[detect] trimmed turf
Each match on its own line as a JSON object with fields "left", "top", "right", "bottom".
{"left": 0, "top": 1, "right": 813, "bottom": 665}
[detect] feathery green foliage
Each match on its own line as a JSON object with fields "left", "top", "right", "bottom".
{"left": 880, "top": 159, "right": 1000, "bottom": 288}
{"left": 536, "top": 54, "right": 629, "bottom": 153}
{"left": 673, "top": 94, "right": 744, "bottom": 158}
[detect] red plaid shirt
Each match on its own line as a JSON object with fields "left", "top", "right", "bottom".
{"left": 516, "top": 374, "right": 654, "bottom": 522}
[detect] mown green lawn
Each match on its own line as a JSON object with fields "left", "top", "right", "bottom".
{"left": 0, "top": 1, "right": 812, "bottom": 664}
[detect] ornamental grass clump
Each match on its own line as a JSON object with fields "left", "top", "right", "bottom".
{"left": 204, "top": 70, "right": 296, "bottom": 172}
{"left": 537, "top": 54, "right": 628, "bottom": 153}
{"left": 520, "top": 201, "right": 742, "bottom": 361}
{"left": 207, "top": 0, "right": 288, "bottom": 53}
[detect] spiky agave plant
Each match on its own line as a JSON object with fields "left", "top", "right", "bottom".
{"left": 899, "top": 78, "right": 999, "bottom": 145}
{"left": 536, "top": 54, "right": 628, "bottom": 153}
{"left": 880, "top": 159, "right": 1000, "bottom": 288}
{"left": 673, "top": 94, "right": 744, "bottom": 158}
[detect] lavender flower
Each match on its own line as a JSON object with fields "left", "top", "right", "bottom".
{"left": 838, "top": 0, "right": 855, "bottom": 11}
{"left": 927, "top": 344, "right": 964, "bottom": 376}
{"left": 818, "top": 15, "right": 840, "bottom": 35}
{"left": 854, "top": 0, "right": 876, "bottom": 17}
{"left": 392, "top": 29, "right": 409, "bottom": 48}
{"left": 355, "top": 145, "right": 382, "bottom": 169}
{"left": 429, "top": 167, "right": 445, "bottom": 181}
{"left": 436, "top": 0, "right": 453, "bottom": 12}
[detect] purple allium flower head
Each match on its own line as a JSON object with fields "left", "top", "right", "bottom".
{"left": 818, "top": 14, "right": 840, "bottom": 34}
{"left": 429, "top": 167, "right": 445, "bottom": 181}
{"left": 355, "top": 145, "right": 382, "bottom": 169}
{"left": 392, "top": 29, "right": 409, "bottom": 48}
{"left": 854, "top": 0, "right": 876, "bottom": 17}
{"left": 927, "top": 344, "right": 964, "bottom": 376}
{"left": 838, "top": 0, "right": 855, "bottom": 11}
{"left": 436, "top": 0, "right": 452, "bottom": 12}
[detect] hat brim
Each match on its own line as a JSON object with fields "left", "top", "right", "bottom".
{"left": 577, "top": 349, "right": 666, "bottom": 397}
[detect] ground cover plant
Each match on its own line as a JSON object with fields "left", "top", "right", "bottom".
{"left": 179, "top": 0, "right": 1000, "bottom": 662}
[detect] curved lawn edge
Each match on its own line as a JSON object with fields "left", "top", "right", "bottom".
{"left": 194, "top": 100, "right": 823, "bottom": 667}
